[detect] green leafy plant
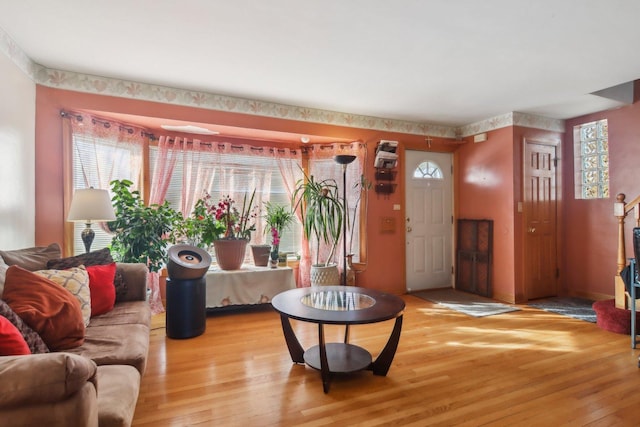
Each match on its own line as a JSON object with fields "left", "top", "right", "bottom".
{"left": 291, "top": 171, "right": 344, "bottom": 266}
{"left": 263, "top": 201, "right": 295, "bottom": 246}
{"left": 177, "top": 194, "right": 225, "bottom": 247}
{"left": 108, "top": 179, "right": 182, "bottom": 272}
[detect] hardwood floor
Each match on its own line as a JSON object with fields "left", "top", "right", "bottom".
{"left": 133, "top": 295, "right": 640, "bottom": 426}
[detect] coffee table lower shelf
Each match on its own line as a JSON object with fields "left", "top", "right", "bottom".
{"left": 304, "top": 343, "right": 372, "bottom": 373}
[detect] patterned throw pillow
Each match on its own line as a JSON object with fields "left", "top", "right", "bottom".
{"left": 45, "top": 248, "right": 129, "bottom": 302}
{"left": 0, "top": 299, "right": 49, "bottom": 354}
{"left": 35, "top": 266, "right": 92, "bottom": 327}
{"left": 46, "top": 247, "right": 113, "bottom": 270}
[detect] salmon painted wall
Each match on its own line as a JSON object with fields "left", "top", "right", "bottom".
{"left": 563, "top": 85, "right": 640, "bottom": 300}
{"left": 455, "top": 125, "right": 563, "bottom": 303}
{"left": 35, "top": 86, "right": 458, "bottom": 295}
{"left": 455, "top": 127, "right": 516, "bottom": 302}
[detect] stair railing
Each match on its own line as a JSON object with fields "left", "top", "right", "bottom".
{"left": 614, "top": 193, "right": 640, "bottom": 273}
{"left": 614, "top": 193, "right": 640, "bottom": 309}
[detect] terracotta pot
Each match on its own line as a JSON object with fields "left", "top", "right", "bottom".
{"left": 250, "top": 244, "right": 271, "bottom": 267}
{"left": 213, "top": 239, "right": 248, "bottom": 270}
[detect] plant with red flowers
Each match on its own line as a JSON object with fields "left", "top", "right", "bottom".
{"left": 212, "top": 190, "right": 258, "bottom": 240}
{"left": 179, "top": 189, "right": 258, "bottom": 247}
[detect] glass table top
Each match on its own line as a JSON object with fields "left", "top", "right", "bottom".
{"left": 301, "top": 290, "right": 376, "bottom": 311}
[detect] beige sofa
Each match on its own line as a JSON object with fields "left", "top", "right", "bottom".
{"left": 0, "top": 251, "right": 151, "bottom": 427}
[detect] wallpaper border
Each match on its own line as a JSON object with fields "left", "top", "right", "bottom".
{"left": 1, "top": 25, "right": 564, "bottom": 137}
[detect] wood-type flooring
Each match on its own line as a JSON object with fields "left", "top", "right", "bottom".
{"left": 133, "top": 295, "right": 640, "bottom": 426}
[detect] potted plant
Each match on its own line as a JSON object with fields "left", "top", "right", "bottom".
{"left": 107, "top": 179, "right": 183, "bottom": 273}
{"left": 262, "top": 201, "right": 295, "bottom": 267}
{"left": 291, "top": 171, "right": 344, "bottom": 286}
{"left": 208, "top": 190, "right": 258, "bottom": 270}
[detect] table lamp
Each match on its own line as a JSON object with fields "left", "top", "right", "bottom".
{"left": 67, "top": 187, "right": 116, "bottom": 253}
{"left": 334, "top": 154, "right": 356, "bottom": 286}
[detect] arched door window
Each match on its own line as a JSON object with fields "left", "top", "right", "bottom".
{"left": 413, "top": 161, "right": 443, "bottom": 179}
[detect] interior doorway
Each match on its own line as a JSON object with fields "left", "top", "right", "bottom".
{"left": 523, "top": 139, "right": 559, "bottom": 300}
{"left": 404, "top": 150, "right": 453, "bottom": 292}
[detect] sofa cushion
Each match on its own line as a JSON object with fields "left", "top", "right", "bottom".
{"left": 35, "top": 266, "right": 92, "bottom": 327}
{"left": 87, "top": 301, "right": 151, "bottom": 328}
{"left": 96, "top": 365, "right": 141, "bottom": 427}
{"left": 0, "top": 300, "right": 49, "bottom": 354}
{"left": 3, "top": 266, "right": 85, "bottom": 351}
{"left": 68, "top": 321, "right": 150, "bottom": 374}
{"left": 114, "top": 263, "right": 150, "bottom": 303}
{"left": 0, "top": 243, "right": 61, "bottom": 271}
{"left": 86, "top": 263, "right": 117, "bottom": 316}
{"left": 0, "top": 315, "right": 30, "bottom": 355}
{"left": 0, "top": 352, "right": 97, "bottom": 408}
{"left": 46, "top": 247, "right": 113, "bottom": 270}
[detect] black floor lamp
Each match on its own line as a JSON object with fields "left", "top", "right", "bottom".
{"left": 334, "top": 154, "right": 356, "bottom": 286}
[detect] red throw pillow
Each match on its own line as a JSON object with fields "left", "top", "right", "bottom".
{"left": 2, "top": 265, "right": 85, "bottom": 351}
{"left": 0, "top": 315, "right": 31, "bottom": 355}
{"left": 86, "top": 263, "right": 117, "bottom": 316}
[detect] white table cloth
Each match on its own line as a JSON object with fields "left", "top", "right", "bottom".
{"left": 205, "top": 265, "right": 296, "bottom": 308}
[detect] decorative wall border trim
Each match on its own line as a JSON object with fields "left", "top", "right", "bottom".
{"left": 1, "top": 25, "right": 564, "bottom": 138}
{"left": 459, "top": 112, "right": 565, "bottom": 136}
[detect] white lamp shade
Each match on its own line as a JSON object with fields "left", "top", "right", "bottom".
{"left": 67, "top": 188, "right": 116, "bottom": 222}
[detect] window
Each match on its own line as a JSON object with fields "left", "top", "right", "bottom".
{"left": 413, "top": 161, "right": 443, "bottom": 179}
{"left": 149, "top": 146, "right": 302, "bottom": 256}
{"left": 68, "top": 114, "right": 361, "bottom": 271}
{"left": 574, "top": 119, "right": 609, "bottom": 199}
{"left": 71, "top": 134, "right": 143, "bottom": 255}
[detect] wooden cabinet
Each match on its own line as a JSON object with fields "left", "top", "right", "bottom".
{"left": 456, "top": 219, "right": 493, "bottom": 297}
{"left": 374, "top": 168, "right": 397, "bottom": 194}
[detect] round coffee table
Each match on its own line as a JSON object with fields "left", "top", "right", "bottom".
{"left": 271, "top": 286, "right": 405, "bottom": 393}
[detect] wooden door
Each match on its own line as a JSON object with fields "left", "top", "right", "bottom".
{"left": 523, "top": 139, "right": 558, "bottom": 300}
{"left": 405, "top": 150, "right": 453, "bottom": 292}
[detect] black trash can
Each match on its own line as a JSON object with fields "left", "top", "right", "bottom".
{"left": 166, "top": 277, "right": 207, "bottom": 339}
{"left": 165, "top": 245, "right": 211, "bottom": 339}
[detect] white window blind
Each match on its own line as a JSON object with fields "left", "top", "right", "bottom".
{"left": 149, "top": 147, "right": 302, "bottom": 256}
{"left": 71, "top": 135, "right": 143, "bottom": 255}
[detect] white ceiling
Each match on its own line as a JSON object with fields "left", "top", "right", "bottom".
{"left": 1, "top": 0, "right": 639, "bottom": 128}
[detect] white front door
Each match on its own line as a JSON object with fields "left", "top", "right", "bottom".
{"left": 405, "top": 150, "right": 453, "bottom": 292}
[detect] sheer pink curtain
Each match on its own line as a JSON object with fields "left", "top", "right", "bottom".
{"left": 66, "top": 111, "right": 165, "bottom": 314}
{"left": 68, "top": 111, "right": 145, "bottom": 192}
{"left": 308, "top": 142, "right": 366, "bottom": 280}
{"left": 154, "top": 140, "right": 278, "bottom": 258}
{"left": 273, "top": 148, "right": 307, "bottom": 285}
{"left": 179, "top": 138, "right": 216, "bottom": 217}
{"left": 149, "top": 136, "right": 179, "bottom": 205}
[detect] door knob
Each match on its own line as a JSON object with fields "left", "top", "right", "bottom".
{"left": 528, "top": 227, "right": 536, "bottom": 233}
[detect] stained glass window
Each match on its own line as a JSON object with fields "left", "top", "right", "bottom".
{"left": 413, "top": 161, "right": 443, "bottom": 179}
{"left": 574, "top": 119, "right": 609, "bottom": 199}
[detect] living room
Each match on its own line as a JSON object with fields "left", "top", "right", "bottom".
{"left": 2, "top": 2, "right": 640, "bottom": 425}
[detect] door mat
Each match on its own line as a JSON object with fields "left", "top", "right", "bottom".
{"left": 412, "top": 288, "right": 521, "bottom": 317}
{"left": 527, "top": 297, "right": 596, "bottom": 323}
